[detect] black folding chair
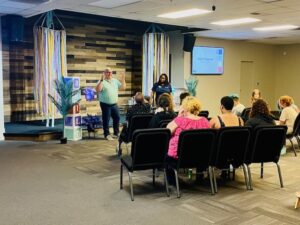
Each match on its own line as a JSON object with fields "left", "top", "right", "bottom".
{"left": 213, "top": 127, "right": 251, "bottom": 192}
{"left": 120, "top": 128, "right": 171, "bottom": 201}
{"left": 286, "top": 113, "right": 300, "bottom": 156}
{"left": 246, "top": 126, "right": 287, "bottom": 190}
{"left": 117, "top": 114, "right": 153, "bottom": 155}
{"left": 159, "top": 119, "right": 172, "bottom": 128}
{"left": 198, "top": 110, "right": 209, "bottom": 118}
{"left": 170, "top": 129, "right": 217, "bottom": 197}
{"left": 241, "top": 107, "right": 251, "bottom": 123}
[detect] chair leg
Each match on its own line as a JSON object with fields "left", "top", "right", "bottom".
{"left": 276, "top": 163, "right": 284, "bottom": 188}
{"left": 128, "top": 172, "right": 134, "bottom": 201}
{"left": 288, "top": 138, "right": 297, "bottom": 157}
{"left": 208, "top": 167, "right": 215, "bottom": 195}
{"left": 247, "top": 165, "right": 253, "bottom": 190}
{"left": 173, "top": 169, "right": 180, "bottom": 198}
{"left": 212, "top": 167, "right": 218, "bottom": 193}
{"left": 260, "top": 162, "right": 264, "bottom": 178}
{"left": 120, "top": 164, "right": 123, "bottom": 189}
{"left": 232, "top": 168, "right": 236, "bottom": 181}
{"left": 152, "top": 168, "right": 155, "bottom": 186}
{"left": 126, "top": 143, "right": 129, "bottom": 155}
{"left": 164, "top": 168, "right": 170, "bottom": 197}
{"left": 296, "top": 136, "right": 300, "bottom": 146}
{"left": 295, "top": 192, "right": 300, "bottom": 209}
{"left": 242, "top": 164, "right": 249, "bottom": 190}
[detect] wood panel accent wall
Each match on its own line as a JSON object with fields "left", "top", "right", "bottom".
{"left": 2, "top": 11, "right": 142, "bottom": 122}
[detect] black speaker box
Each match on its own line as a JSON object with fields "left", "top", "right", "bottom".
{"left": 183, "top": 34, "right": 196, "bottom": 52}
{"left": 8, "top": 15, "right": 24, "bottom": 42}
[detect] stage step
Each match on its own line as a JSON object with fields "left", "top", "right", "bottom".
{"left": 4, "top": 131, "right": 63, "bottom": 142}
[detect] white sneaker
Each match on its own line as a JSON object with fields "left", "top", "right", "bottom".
{"left": 106, "top": 135, "right": 114, "bottom": 141}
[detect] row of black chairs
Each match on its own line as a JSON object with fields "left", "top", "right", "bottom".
{"left": 120, "top": 125, "right": 287, "bottom": 201}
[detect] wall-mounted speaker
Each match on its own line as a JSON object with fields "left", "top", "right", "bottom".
{"left": 8, "top": 15, "right": 24, "bottom": 42}
{"left": 183, "top": 34, "right": 196, "bottom": 52}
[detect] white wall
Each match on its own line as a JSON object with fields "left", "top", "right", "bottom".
{"left": 0, "top": 17, "right": 5, "bottom": 140}
{"left": 168, "top": 31, "right": 185, "bottom": 88}
{"left": 182, "top": 37, "right": 277, "bottom": 117}
{"left": 274, "top": 44, "right": 300, "bottom": 106}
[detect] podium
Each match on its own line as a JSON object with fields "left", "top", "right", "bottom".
{"left": 63, "top": 76, "right": 82, "bottom": 141}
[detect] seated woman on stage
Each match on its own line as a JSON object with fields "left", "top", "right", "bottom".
{"left": 148, "top": 93, "right": 176, "bottom": 128}
{"left": 165, "top": 96, "right": 210, "bottom": 185}
{"left": 279, "top": 95, "right": 299, "bottom": 134}
{"left": 210, "top": 96, "right": 244, "bottom": 129}
{"left": 245, "top": 99, "right": 275, "bottom": 128}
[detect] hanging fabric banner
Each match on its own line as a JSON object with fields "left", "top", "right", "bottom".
{"left": 142, "top": 31, "right": 169, "bottom": 96}
{"left": 33, "top": 12, "right": 67, "bottom": 123}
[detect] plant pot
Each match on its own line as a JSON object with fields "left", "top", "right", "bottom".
{"left": 60, "top": 137, "right": 67, "bottom": 144}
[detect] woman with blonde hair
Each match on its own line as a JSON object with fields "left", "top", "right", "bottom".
{"left": 251, "top": 89, "right": 262, "bottom": 105}
{"left": 279, "top": 95, "right": 299, "bottom": 134}
{"left": 165, "top": 96, "right": 210, "bottom": 185}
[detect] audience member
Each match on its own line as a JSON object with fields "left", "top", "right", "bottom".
{"left": 148, "top": 93, "right": 176, "bottom": 128}
{"left": 210, "top": 96, "right": 244, "bottom": 129}
{"left": 229, "top": 93, "right": 245, "bottom": 117}
{"left": 279, "top": 95, "right": 299, "bottom": 134}
{"left": 165, "top": 96, "right": 210, "bottom": 185}
{"left": 117, "top": 92, "right": 151, "bottom": 155}
{"left": 251, "top": 89, "right": 262, "bottom": 105}
{"left": 179, "top": 92, "right": 190, "bottom": 105}
{"left": 245, "top": 99, "right": 275, "bottom": 128}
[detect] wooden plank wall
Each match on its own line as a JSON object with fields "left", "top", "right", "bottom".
{"left": 1, "top": 11, "right": 142, "bottom": 122}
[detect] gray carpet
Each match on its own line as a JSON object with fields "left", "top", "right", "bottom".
{"left": 0, "top": 139, "right": 300, "bottom": 225}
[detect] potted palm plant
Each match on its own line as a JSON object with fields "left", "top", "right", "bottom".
{"left": 48, "top": 76, "right": 81, "bottom": 143}
{"left": 185, "top": 76, "right": 198, "bottom": 96}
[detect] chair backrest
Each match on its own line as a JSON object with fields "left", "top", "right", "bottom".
{"left": 198, "top": 110, "right": 209, "bottom": 118}
{"left": 214, "top": 127, "right": 251, "bottom": 168}
{"left": 241, "top": 107, "right": 251, "bottom": 122}
{"left": 131, "top": 128, "right": 171, "bottom": 170}
{"left": 127, "top": 114, "right": 153, "bottom": 141}
{"left": 159, "top": 119, "right": 172, "bottom": 128}
{"left": 177, "top": 129, "right": 217, "bottom": 169}
{"left": 270, "top": 110, "right": 281, "bottom": 120}
{"left": 292, "top": 113, "right": 300, "bottom": 136}
{"left": 248, "top": 126, "right": 287, "bottom": 164}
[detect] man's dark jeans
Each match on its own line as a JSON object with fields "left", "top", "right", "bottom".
{"left": 100, "top": 102, "right": 120, "bottom": 137}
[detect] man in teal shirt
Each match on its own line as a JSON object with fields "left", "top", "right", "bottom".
{"left": 96, "top": 68, "right": 126, "bottom": 140}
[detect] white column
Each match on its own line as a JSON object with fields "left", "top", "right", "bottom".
{"left": 0, "top": 17, "right": 5, "bottom": 140}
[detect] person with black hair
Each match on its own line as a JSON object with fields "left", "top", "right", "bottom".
{"left": 151, "top": 73, "right": 172, "bottom": 105}
{"left": 179, "top": 92, "right": 190, "bottom": 105}
{"left": 148, "top": 93, "right": 176, "bottom": 128}
{"left": 210, "top": 96, "right": 244, "bottom": 129}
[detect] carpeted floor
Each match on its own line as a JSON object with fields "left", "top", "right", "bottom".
{"left": 0, "top": 138, "right": 300, "bottom": 225}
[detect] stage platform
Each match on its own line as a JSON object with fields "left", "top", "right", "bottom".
{"left": 4, "top": 115, "right": 126, "bottom": 142}
{"left": 4, "top": 120, "right": 64, "bottom": 142}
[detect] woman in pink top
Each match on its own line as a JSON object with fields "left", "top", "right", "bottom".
{"left": 167, "top": 96, "right": 210, "bottom": 159}
{"left": 165, "top": 96, "right": 210, "bottom": 185}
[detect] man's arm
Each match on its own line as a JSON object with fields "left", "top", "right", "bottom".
{"left": 95, "top": 73, "right": 104, "bottom": 92}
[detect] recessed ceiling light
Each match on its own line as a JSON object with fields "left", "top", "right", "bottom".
{"left": 211, "top": 18, "right": 261, "bottom": 26}
{"left": 253, "top": 25, "right": 298, "bottom": 31}
{"left": 158, "top": 8, "right": 211, "bottom": 19}
{"left": 89, "top": 0, "right": 141, "bottom": 9}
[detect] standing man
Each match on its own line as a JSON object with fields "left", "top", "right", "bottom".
{"left": 96, "top": 68, "right": 126, "bottom": 140}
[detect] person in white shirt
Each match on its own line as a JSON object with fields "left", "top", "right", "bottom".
{"left": 229, "top": 93, "right": 245, "bottom": 117}
{"left": 279, "top": 95, "right": 299, "bottom": 134}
